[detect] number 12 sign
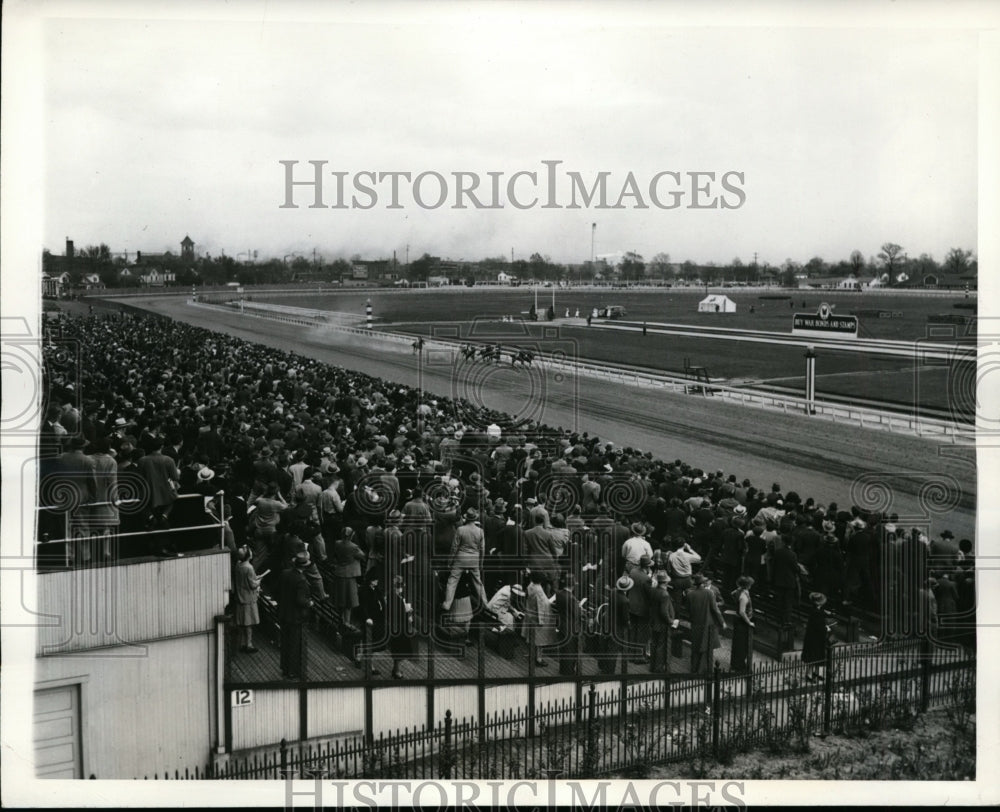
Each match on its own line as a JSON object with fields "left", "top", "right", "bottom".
{"left": 231, "top": 689, "right": 254, "bottom": 708}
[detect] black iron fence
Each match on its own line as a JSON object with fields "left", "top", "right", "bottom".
{"left": 138, "top": 636, "right": 973, "bottom": 779}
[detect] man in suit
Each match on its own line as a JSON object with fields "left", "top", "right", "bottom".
{"left": 279, "top": 551, "right": 314, "bottom": 680}
{"left": 135, "top": 436, "right": 180, "bottom": 523}
{"left": 51, "top": 436, "right": 98, "bottom": 566}
{"left": 524, "top": 512, "right": 560, "bottom": 586}
{"left": 770, "top": 537, "right": 801, "bottom": 627}
{"left": 554, "top": 575, "right": 584, "bottom": 676}
{"left": 649, "top": 571, "right": 679, "bottom": 673}
{"left": 441, "top": 509, "right": 489, "bottom": 612}
{"left": 627, "top": 555, "right": 653, "bottom": 664}
{"left": 686, "top": 573, "right": 725, "bottom": 674}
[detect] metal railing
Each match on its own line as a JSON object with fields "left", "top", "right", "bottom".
{"left": 36, "top": 491, "right": 227, "bottom": 569}
{"left": 188, "top": 298, "right": 974, "bottom": 443}
{"left": 142, "top": 635, "right": 974, "bottom": 780}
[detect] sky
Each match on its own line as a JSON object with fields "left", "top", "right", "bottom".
{"left": 39, "top": 4, "right": 982, "bottom": 268}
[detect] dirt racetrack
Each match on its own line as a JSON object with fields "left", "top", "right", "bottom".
{"left": 125, "top": 295, "right": 976, "bottom": 541}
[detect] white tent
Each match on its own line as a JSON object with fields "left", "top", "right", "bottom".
{"left": 697, "top": 294, "right": 736, "bottom": 313}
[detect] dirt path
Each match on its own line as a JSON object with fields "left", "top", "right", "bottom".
{"left": 125, "top": 296, "right": 976, "bottom": 540}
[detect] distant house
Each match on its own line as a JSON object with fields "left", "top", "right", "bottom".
{"left": 42, "top": 273, "right": 67, "bottom": 298}
{"left": 919, "top": 271, "right": 975, "bottom": 289}
{"left": 426, "top": 276, "right": 451, "bottom": 287}
{"left": 698, "top": 294, "right": 736, "bottom": 313}
{"left": 497, "top": 271, "right": 516, "bottom": 284}
{"left": 139, "top": 269, "right": 175, "bottom": 287}
{"left": 837, "top": 275, "right": 863, "bottom": 290}
{"left": 82, "top": 273, "right": 104, "bottom": 290}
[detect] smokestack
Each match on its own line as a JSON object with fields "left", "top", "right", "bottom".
{"left": 66, "top": 238, "right": 75, "bottom": 259}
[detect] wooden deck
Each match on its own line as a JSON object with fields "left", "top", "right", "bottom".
{"left": 228, "top": 622, "right": 762, "bottom": 686}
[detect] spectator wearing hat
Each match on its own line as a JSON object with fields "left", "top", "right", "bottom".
{"left": 279, "top": 551, "right": 314, "bottom": 680}
{"left": 813, "top": 529, "right": 846, "bottom": 605}
{"left": 730, "top": 575, "right": 755, "bottom": 673}
{"left": 387, "top": 575, "right": 415, "bottom": 679}
{"left": 248, "top": 482, "right": 288, "bottom": 567}
{"left": 596, "top": 575, "right": 633, "bottom": 673}
{"left": 523, "top": 570, "right": 557, "bottom": 667}
{"left": 580, "top": 473, "right": 601, "bottom": 517}
{"left": 319, "top": 474, "right": 345, "bottom": 546}
{"left": 48, "top": 436, "right": 99, "bottom": 564}
{"left": 234, "top": 546, "right": 262, "bottom": 653}
{"left": 686, "top": 573, "right": 725, "bottom": 675}
{"left": 627, "top": 554, "right": 654, "bottom": 664}
{"left": 622, "top": 522, "right": 653, "bottom": 575}
{"left": 294, "top": 471, "right": 323, "bottom": 524}
{"left": 486, "top": 581, "right": 526, "bottom": 631}
{"left": 524, "top": 512, "right": 560, "bottom": 587}
{"left": 649, "top": 571, "right": 679, "bottom": 674}
{"left": 916, "top": 576, "right": 939, "bottom": 641}
{"left": 358, "top": 570, "right": 387, "bottom": 675}
{"left": 930, "top": 529, "right": 958, "bottom": 564}
{"left": 667, "top": 538, "right": 702, "bottom": 592}
{"left": 441, "top": 508, "right": 489, "bottom": 612}
{"left": 742, "top": 525, "right": 766, "bottom": 588}
{"left": 770, "top": 535, "right": 801, "bottom": 628}
{"left": 383, "top": 509, "right": 407, "bottom": 584}
{"left": 802, "top": 592, "right": 833, "bottom": 681}
{"left": 528, "top": 496, "right": 551, "bottom": 530}
{"left": 136, "top": 435, "right": 181, "bottom": 524}
{"left": 82, "top": 436, "right": 119, "bottom": 564}
{"left": 331, "top": 527, "right": 366, "bottom": 644}
{"left": 553, "top": 574, "right": 584, "bottom": 676}
{"left": 933, "top": 571, "right": 958, "bottom": 640}
{"left": 716, "top": 517, "right": 747, "bottom": 597}
{"left": 844, "top": 518, "right": 874, "bottom": 609}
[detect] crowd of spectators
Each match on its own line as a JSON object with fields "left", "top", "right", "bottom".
{"left": 38, "top": 312, "right": 977, "bottom": 676}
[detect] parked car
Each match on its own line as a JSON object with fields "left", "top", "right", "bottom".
{"left": 603, "top": 305, "right": 627, "bottom": 318}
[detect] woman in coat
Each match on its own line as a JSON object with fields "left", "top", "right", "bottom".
{"left": 82, "top": 436, "right": 119, "bottom": 563}
{"left": 522, "top": 570, "right": 557, "bottom": 667}
{"left": 802, "top": 592, "right": 833, "bottom": 680}
{"left": 729, "top": 575, "right": 755, "bottom": 672}
{"left": 331, "top": 527, "right": 366, "bottom": 627}
{"left": 234, "top": 546, "right": 262, "bottom": 653}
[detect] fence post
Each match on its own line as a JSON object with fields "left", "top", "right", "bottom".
{"left": 441, "top": 710, "right": 453, "bottom": 780}
{"left": 711, "top": 664, "right": 721, "bottom": 759}
{"left": 920, "top": 635, "right": 931, "bottom": 713}
{"left": 822, "top": 638, "right": 834, "bottom": 735}
{"left": 279, "top": 738, "right": 288, "bottom": 779}
{"left": 584, "top": 683, "right": 598, "bottom": 774}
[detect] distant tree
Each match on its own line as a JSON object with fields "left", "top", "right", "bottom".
{"left": 409, "top": 252, "right": 435, "bottom": 281}
{"left": 619, "top": 251, "right": 645, "bottom": 281}
{"left": 910, "top": 253, "right": 939, "bottom": 281}
{"left": 804, "top": 256, "right": 826, "bottom": 277}
{"left": 328, "top": 258, "right": 352, "bottom": 281}
{"left": 780, "top": 267, "right": 798, "bottom": 288}
{"left": 944, "top": 248, "right": 973, "bottom": 274}
{"left": 679, "top": 260, "right": 698, "bottom": 282}
{"left": 849, "top": 250, "right": 865, "bottom": 275}
{"left": 878, "top": 243, "right": 904, "bottom": 286}
{"left": 647, "top": 252, "right": 672, "bottom": 279}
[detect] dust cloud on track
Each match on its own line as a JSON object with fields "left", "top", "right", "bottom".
{"left": 127, "top": 295, "right": 976, "bottom": 540}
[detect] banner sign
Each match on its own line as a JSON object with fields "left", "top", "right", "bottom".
{"left": 792, "top": 303, "right": 858, "bottom": 338}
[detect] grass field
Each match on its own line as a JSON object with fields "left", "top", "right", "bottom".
{"left": 253, "top": 287, "right": 976, "bottom": 342}
{"left": 250, "top": 288, "right": 975, "bottom": 415}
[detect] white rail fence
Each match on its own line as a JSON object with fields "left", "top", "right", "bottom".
{"left": 187, "top": 299, "right": 974, "bottom": 444}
